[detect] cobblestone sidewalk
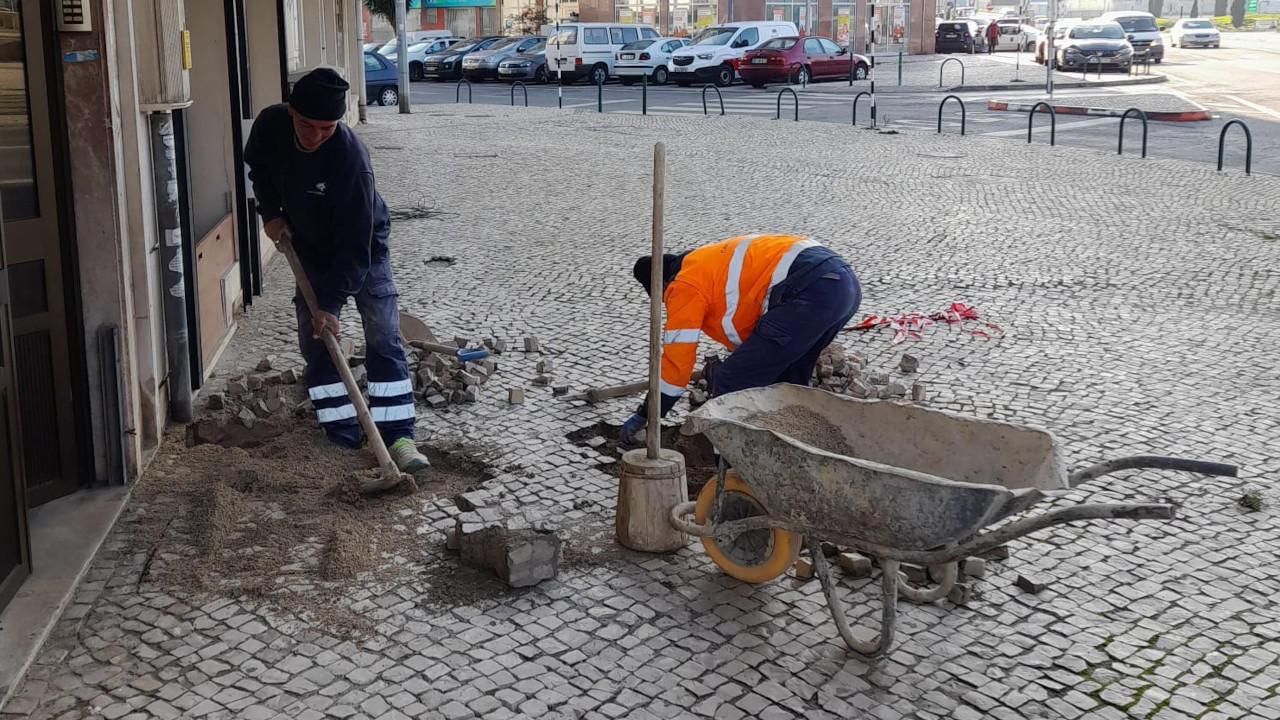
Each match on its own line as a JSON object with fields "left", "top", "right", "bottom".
{"left": 2, "top": 106, "right": 1278, "bottom": 720}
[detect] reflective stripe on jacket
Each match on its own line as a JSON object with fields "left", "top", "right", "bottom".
{"left": 658, "top": 234, "right": 828, "bottom": 400}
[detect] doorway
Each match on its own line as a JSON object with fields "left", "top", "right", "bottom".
{"left": 0, "top": 0, "right": 82, "bottom": 509}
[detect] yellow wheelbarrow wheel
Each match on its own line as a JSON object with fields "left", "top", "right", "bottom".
{"left": 694, "top": 472, "right": 802, "bottom": 583}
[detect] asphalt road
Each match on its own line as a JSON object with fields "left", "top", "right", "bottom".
{"left": 403, "top": 32, "right": 1279, "bottom": 175}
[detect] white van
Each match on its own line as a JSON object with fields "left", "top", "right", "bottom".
{"left": 1096, "top": 11, "right": 1163, "bottom": 62}
{"left": 668, "top": 21, "right": 798, "bottom": 87}
{"left": 544, "top": 23, "right": 662, "bottom": 85}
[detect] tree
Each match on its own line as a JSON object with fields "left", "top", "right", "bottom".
{"left": 1150, "top": 0, "right": 1163, "bottom": 18}
{"left": 1214, "top": 0, "right": 1229, "bottom": 17}
{"left": 1230, "top": 0, "right": 1246, "bottom": 25}
{"left": 365, "top": 0, "right": 396, "bottom": 23}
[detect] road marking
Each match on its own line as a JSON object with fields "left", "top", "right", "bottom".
{"left": 559, "top": 99, "right": 634, "bottom": 109}
{"left": 1222, "top": 94, "right": 1280, "bottom": 119}
{"left": 981, "top": 117, "right": 1117, "bottom": 137}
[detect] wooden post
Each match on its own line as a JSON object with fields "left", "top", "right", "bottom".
{"left": 647, "top": 141, "right": 665, "bottom": 460}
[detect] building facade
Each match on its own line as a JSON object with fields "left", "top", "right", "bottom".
{"left": 0, "top": 0, "right": 365, "bottom": 615}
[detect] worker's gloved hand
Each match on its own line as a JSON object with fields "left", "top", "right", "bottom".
{"left": 701, "top": 355, "right": 723, "bottom": 393}
{"left": 619, "top": 414, "right": 647, "bottom": 447}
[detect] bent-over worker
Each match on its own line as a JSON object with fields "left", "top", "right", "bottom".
{"left": 620, "top": 234, "right": 862, "bottom": 445}
{"left": 244, "top": 68, "right": 428, "bottom": 471}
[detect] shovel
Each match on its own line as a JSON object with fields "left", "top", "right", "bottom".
{"left": 278, "top": 230, "right": 414, "bottom": 494}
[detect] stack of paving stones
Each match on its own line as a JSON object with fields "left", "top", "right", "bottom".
{"left": 446, "top": 489, "right": 562, "bottom": 588}
{"left": 810, "top": 343, "right": 928, "bottom": 403}
{"left": 410, "top": 336, "right": 507, "bottom": 409}
{"left": 7, "top": 106, "right": 1280, "bottom": 720}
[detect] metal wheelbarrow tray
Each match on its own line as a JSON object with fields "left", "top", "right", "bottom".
{"left": 669, "top": 384, "right": 1238, "bottom": 657}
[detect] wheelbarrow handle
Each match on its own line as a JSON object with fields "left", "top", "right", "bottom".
{"left": 1070, "top": 455, "right": 1239, "bottom": 487}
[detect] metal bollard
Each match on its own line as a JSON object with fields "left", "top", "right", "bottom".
{"left": 852, "top": 91, "right": 871, "bottom": 126}
{"left": 597, "top": 74, "right": 604, "bottom": 113}
{"left": 898, "top": 51, "right": 903, "bottom": 86}
{"left": 701, "top": 85, "right": 725, "bottom": 116}
{"left": 775, "top": 87, "right": 799, "bottom": 121}
{"left": 1027, "top": 101, "right": 1056, "bottom": 145}
{"left": 939, "top": 58, "right": 965, "bottom": 88}
{"left": 455, "top": 78, "right": 473, "bottom": 104}
{"left": 937, "top": 95, "right": 966, "bottom": 135}
{"left": 510, "top": 81, "right": 528, "bottom": 107}
{"left": 1217, "top": 119, "right": 1253, "bottom": 175}
{"left": 1117, "top": 108, "right": 1148, "bottom": 158}
{"left": 642, "top": 72, "right": 647, "bottom": 116}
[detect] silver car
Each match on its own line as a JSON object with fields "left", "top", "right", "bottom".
{"left": 462, "top": 36, "right": 545, "bottom": 81}
{"left": 1055, "top": 22, "right": 1133, "bottom": 71}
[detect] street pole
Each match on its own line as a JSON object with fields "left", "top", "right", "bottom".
{"left": 555, "top": 0, "right": 563, "bottom": 108}
{"left": 1045, "top": 0, "right": 1056, "bottom": 97}
{"left": 357, "top": 0, "right": 368, "bottom": 123}
{"left": 395, "top": 0, "right": 410, "bottom": 113}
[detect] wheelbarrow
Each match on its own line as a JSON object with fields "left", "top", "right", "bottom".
{"left": 668, "top": 384, "right": 1238, "bottom": 657}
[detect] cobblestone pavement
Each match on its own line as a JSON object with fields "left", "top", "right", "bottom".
{"left": 4, "top": 106, "right": 1280, "bottom": 720}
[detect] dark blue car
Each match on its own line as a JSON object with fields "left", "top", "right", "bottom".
{"left": 364, "top": 51, "right": 400, "bottom": 106}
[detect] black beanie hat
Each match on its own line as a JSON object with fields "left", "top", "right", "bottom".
{"left": 289, "top": 68, "right": 350, "bottom": 121}
{"left": 632, "top": 253, "right": 684, "bottom": 296}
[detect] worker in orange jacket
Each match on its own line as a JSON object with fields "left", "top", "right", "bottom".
{"left": 620, "top": 234, "right": 861, "bottom": 445}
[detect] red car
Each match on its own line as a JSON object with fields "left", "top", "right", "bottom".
{"left": 738, "top": 36, "right": 869, "bottom": 88}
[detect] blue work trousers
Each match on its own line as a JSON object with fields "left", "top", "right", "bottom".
{"left": 295, "top": 259, "right": 415, "bottom": 449}
{"left": 712, "top": 265, "right": 862, "bottom": 397}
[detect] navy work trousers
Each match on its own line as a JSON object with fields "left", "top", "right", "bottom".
{"left": 712, "top": 265, "right": 862, "bottom": 397}
{"left": 295, "top": 259, "right": 415, "bottom": 448}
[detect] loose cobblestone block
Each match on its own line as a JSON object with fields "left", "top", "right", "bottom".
{"left": 1016, "top": 574, "right": 1048, "bottom": 594}
{"left": 552, "top": 385, "right": 570, "bottom": 396}
{"left": 458, "top": 371, "right": 480, "bottom": 387}
{"left": 257, "top": 355, "right": 278, "bottom": 372}
{"left": 237, "top": 408, "right": 256, "bottom": 429}
{"left": 983, "top": 545, "right": 1011, "bottom": 560}
{"left": 227, "top": 379, "right": 248, "bottom": 395}
{"left": 869, "top": 373, "right": 890, "bottom": 386}
{"left": 491, "top": 339, "right": 507, "bottom": 354}
{"left": 899, "top": 354, "right": 920, "bottom": 374}
{"left": 280, "top": 367, "right": 300, "bottom": 384}
{"left": 848, "top": 379, "right": 875, "bottom": 399}
{"left": 901, "top": 563, "right": 929, "bottom": 584}
{"left": 508, "top": 388, "right": 524, "bottom": 405}
{"left": 426, "top": 394, "right": 448, "bottom": 409}
{"left": 879, "top": 382, "right": 907, "bottom": 399}
{"left": 837, "top": 552, "right": 872, "bottom": 578}
{"left": 532, "top": 375, "right": 551, "bottom": 386}
{"left": 689, "top": 388, "right": 709, "bottom": 406}
{"left": 206, "top": 393, "right": 227, "bottom": 410}
{"left": 962, "top": 557, "right": 986, "bottom": 579}
{"left": 794, "top": 558, "right": 814, "bottom": 580}
{"left": 247, "top": 375, "right": 265, "bottom": 391}
{"left": 911, "top": 382, "right": 927, "bottom": 402}
{"left": 536, "top": 359, "right": 554, "bottom": 374}
{"left": 453, "top": 336, "right": 470, "bottom": 349}
{"left": 948, "top": 582, "right": 973, "bottom": 606}
{"left": 456, "top": 517, "right": 561, "bottom": 588}
{"left": 523, "top": 337, "right": 540, "bottom": 353}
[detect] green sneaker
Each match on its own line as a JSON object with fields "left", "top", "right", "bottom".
{"left": 389, "top": 438, "right": 430, "bottom": 472}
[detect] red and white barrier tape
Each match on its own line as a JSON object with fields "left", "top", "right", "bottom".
{"left": 844, "top": 302, "right": 1005, "bottom": 344}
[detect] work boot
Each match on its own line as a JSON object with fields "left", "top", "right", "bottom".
{"left": 389, "top": 437, "right": 430, "bottom": 472}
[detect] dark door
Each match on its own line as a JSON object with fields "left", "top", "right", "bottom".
{"left": 0, "top": 196, "right": 30, "bottom": 611}
{"left": 1, "top": 0, "right": 80, "bottom": 507}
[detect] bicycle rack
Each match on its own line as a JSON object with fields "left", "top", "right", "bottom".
{"left": 1027, "top": 101, "right": 1056, "bottom": 145}
{"left": 937, "top": 95, "right": 966, "bottom": 135}
{"left": 939, "top": 58, "right": 965, "bottom": 88}
{"left": 1218, "top": 119, "right": 1253, "bottom": 175}
{"left": 597, "top": 75, "right": 604, "bottom": 113}
{"left": 1117, "top": 108, "right": 1148, "bottom": 158}
{"left": 510, "top": 81, "right": 528, "bottom": 107}
{"left": 776, "top": 87, "right": 799, "bottom": 121}
{"left": 701, "top": 85, "right": 725, "bottom": 116}
{"left": 788, "top": 62, "right": 807, "bottom": 87}
{"left": 455, "top": 79, "right": 473, "bottom": 104}
{"left": 852, "top": 91, "right": 871, "bottom": 126}
{"left": 1083, "top": 56, "right": 1104, "bottom": 80}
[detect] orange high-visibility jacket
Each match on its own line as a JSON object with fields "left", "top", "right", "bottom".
{"left": 659, "top": 234, "right": 823, "bottom": 399}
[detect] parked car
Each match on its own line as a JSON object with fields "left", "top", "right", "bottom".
{"left": 990, "top": 21, "right": 1040, "bottom": 51}
{"left": 1054, "top": 22, "right": 1133, "bottom": 71}
{"left": 738, "top": 36, "right": 868, "bottom": 86}
{"left": 1169, "top": 18, "right": 1220, "bottom": 48}
{"left": 1035, "top": 18, "right": 1081, "bottom": 63}
{"left": 544, "top": 22, "right": 661, "bottom": 85}
{"left": 363, "top": 42, "right": 382, "bottom": 53}
{"left": 614, "top": 37, "right": 689, "bottom": 85}
{"left": 498, "top": 41, "right": 550, "bottom": 83}
{"left": 363, "top": 51, "right": 399, "bottom": 106}
{"left": 378, "top": 30, "right": 457, "bottom": 58}
{"left": 422, "top": 36, "right": 505, "bottom": 81}
{"left": 935, "top": 20, "right": 982, "bottom": 53}
{"left": 668, "top": 21, "right": 798, "bottom": 87}
{"left": 1097, "top": 11, "right": 1163, "bottom": 63}
{"left": 463, "top": 36, "right": 546, "bottom": 81}
{"left": 406, "top": 37, "right": 464, "bottom": 81}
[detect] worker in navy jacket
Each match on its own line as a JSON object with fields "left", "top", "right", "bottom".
{"left": 244, "top": 68, "right": 428, "bottom": 471}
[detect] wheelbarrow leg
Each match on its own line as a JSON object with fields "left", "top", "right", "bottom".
{"left": 896, "top": 561, "right": 957, "bottom": 604}
{"left": 807, "top": 537, "right": 898, "bottom": 657}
